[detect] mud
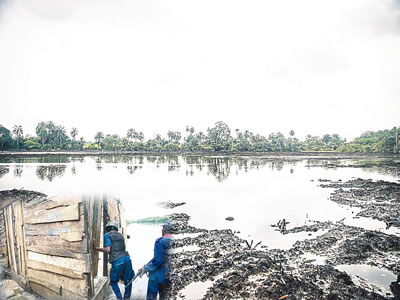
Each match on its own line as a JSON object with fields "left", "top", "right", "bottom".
{"left": 157, "top": 200, "right": 187, "bottom": 209}
{"left": 319, "top": 178, "right": 400, "bottom": 228}
{"left": 169, "top": 212, "right": 392, "bottom": 299}
{"left": 169, "top": 176, "right": 400, "bottom": 299}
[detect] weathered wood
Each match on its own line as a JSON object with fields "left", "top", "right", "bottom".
{"left": 43, "top": 197, "right": 81, "bottom": 210}
{"left": 27, "top": 268, "right": 88, "bottom": 296}
{"left": 27, "top": 259, "right": 84, "bottom": 279}
{"left": 4, "top": 267, "right": 28, "bottom": 288}
{"left": 27, "top": 251, "right": 91, "bottom": 273}
{"left": 92, "top": 276, "right": 109, "bottom": 300}
{"left": 29, "top": 276, "right": 62, "bottom": 294}
{"left": 85, "top": 194, "right": 103, "bottom": 296}
{"left": 102, "top": 197, "right": 109, "bottom": 277}
{"left": 30, "top": 282, "right": 88, "bottom": 300}
{"left": 25, "top": 218, "right": 84, "bottom": 236}
{"left": 0, "top": 198, "right": 19, "bottom": 210}
{"left": 60, "top": 231, "right": 84, "bottom": 242}
{"left": 4, "top": 206, "right": 17, "bottom": 273}
{"left": 26, "top": 245, "right": 87, "bottom": 259}
{"left": 25, "top": 204, "right": 80, "bottom": 224}
{"left": 25, "top": 235, "right": 88, "bottom": 253}
{"left": 14, "top": 201, "right": 27, "bottom": 278}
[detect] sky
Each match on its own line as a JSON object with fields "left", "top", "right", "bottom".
{"left": 0, "top": 0, "right": 399, "bottom": 141}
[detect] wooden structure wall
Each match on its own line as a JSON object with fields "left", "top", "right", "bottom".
{"left": 0, "top": 191, "right": 126, "bottom": 300}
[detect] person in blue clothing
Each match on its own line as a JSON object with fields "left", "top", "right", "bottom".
{"left": 93, "top": 220, "right": 134, "bottom": 300}
{"left": 141, "top": 222, "right": 173, "bottom": 300}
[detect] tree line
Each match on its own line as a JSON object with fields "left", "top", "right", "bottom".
{"left": 0, "top": 121, "right": 399, "bottom": 153}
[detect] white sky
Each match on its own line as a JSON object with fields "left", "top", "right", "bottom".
{"left": 0, "top": 0, "right": 399, "bottom": 141}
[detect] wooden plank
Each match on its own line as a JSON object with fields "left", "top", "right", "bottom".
{"left": 27, "top": 268, "right": 88, "bottom": 296}
{"left": 60, "top": 231, "right": 84, "bottom": 242}
{"left": 29, "top": 276, "right": 61, "bottom": 294}
{"left": 25, "top": 235, "right": 88, "bottom": 254}
{"left": 0, "top": 198, "right": 19, "bottom": 211}
{"left": 92, "top": 277, "right": 109, "bottom": 300}
{"left": 26, "top": 246, "right": 87, "bottom": 259}
{"left": 25, "top": 204, "right": 80, "bottom": 224}
{"left": 30, "top": 282, "right": 87, "bottom": 300}
{"left": 25, "top": 218, "right": 84, "bottom": 236}
{"left": 14, "top": 201, "right": 26, "bottom": 277}
{"left": 27, "top": 259, "right": 84, "bottom": 279}
{"left": 4, "top": 267, "right": 28, "bottom": 288}
{"left": 27, "top": 251, "right": 90, "bottom": 273}
{"left": 4, "top": 206, "right": 17, "bottom": 273}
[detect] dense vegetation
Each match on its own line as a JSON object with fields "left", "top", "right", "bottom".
{"left": 0, "top": 121, "right": 398, "bottom": 153}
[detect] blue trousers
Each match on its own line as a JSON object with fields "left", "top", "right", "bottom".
{"left": 146, "top": 280, "right": 170, "bottom": 300}
{"left": 110, "top": 256, "right": 134, "bottom": 300}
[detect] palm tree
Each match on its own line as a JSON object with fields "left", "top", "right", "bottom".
{"left": 137, "top": 132, "right": 144, "bottom": 142}
{"left": 36, "top": 122, "right": 48, "bottom": 148}
{"left": 56, "top": 126, "right": 67, "bottom": 147}
{"left": 13, "top": 125, "right": 23, "bottom": 149}
{"left": 95, "top": 132, "right": 104, "bottom": 145}
{"left": 71, "top": 127, "right": 78, "bottom": 141}
{"left": 127, "top": 128, "right": 137, "bottom": 141}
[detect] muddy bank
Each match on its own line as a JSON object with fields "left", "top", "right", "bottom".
{"left": 169, "top": 176, "right": 400, "bottom": 299}
{"left": 319, "top": 178, "right": 400, "bottom": 228}
{"left": 169, "top": 212, "right": 397, "bottom": 299}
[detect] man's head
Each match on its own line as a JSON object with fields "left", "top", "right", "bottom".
{"left": 106, "top": 220, "right": 119, "bottom": 232}
{"left": 161, "top": 221, "right": 172, "bottom": 236}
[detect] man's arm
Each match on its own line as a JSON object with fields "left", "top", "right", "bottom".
{"left": 92, "top": 239, "right": 111, "bottom": 253}
{"left": 142, "top": 239, "right": 164, "bottom": 274}
{"left": 95, "top": 233, "right": 112, "bottom": 253}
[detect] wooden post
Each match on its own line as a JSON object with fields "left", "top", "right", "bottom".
{"left": 102, "top": 195, "right": 108, "bottom": 277}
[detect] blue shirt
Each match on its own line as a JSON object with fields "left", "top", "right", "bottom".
{"left": 144, "top": 235, "right": 172, "bottom": 284}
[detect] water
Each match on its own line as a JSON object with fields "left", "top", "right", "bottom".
{"left": 336, "top": 264, "right": 397, "bottom": 295}
{"left": 0, "top": 154, "right": 399, "bottom": 296}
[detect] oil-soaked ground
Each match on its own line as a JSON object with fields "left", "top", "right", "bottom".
{"left": 168, "top": 157, "right": 400, "bottom": 299}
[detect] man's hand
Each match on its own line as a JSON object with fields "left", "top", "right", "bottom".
{"left": 92, "top": 239, "right": 97, "bottom": 249}
{"left": 140, "top": 266, "right": 147, "bottom": 277}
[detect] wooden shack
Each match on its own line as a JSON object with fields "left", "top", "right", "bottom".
{"left": 0, "top": 190, "right": 127, "bottom": 300}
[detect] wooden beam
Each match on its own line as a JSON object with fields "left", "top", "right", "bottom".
{"left": 27, "top": 259, "right": 84, "bottom": 279}
{"left": 4, "top": 267, "right": 29, "bottom": 289}
{"left": 26, "top": 246, "right": 86, "bottom": 260}
{"left": 25, "top": 204, "right": 80, "bottom": 224}
{"left": 27, "top": 268, "right": 88, "bottom": 296}
{"left": 29, "top": 275, "right": 62, "bottom": 294}
{"left": 91, "top": 277, "right": 109, "bottom": 300}
{"left": 27, "top": 251, "right": 91, "bottom": 273}
{"left": 30, "top": 282, "right": 87, "bottom": 300}
{"left": 60, "top": 231, "right": 84, "bottom": 242}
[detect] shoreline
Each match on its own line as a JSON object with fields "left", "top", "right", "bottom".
{"left": 0, "top": 150, "right": 398, "bottom": 158}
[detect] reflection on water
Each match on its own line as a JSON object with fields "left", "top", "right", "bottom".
{"left": 35, "top": 165, "right": 66, "bottom": 181}
{"left": 0, "top": 155, "right": 304, "bottom": 181}
{"left": 0, "top": 166, "right": 9, "bottom": 178}
{"left": 13, "top": 165, "right": 23, "bottom": 177}
{"left": 336, "top": 264, "right": 396, "bottom": 295}
{"left": 0, "top": 155, "right": 399, "bottom": 183}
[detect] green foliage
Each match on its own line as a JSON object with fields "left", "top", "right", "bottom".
{"left": 2, "top": 121, "right": 399, "bottom": 154}
{"left": 127, "top": 216, "right": 168, "bottom": 224}
{"left": 24, "top": 137, "right": 41, "bottom": 150}
{"left": 0, "top": 125, "right": 12, "bottom": 150}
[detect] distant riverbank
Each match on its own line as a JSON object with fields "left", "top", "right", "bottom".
{"left": 0, "top": 150, "right": 398, "bottom": 158}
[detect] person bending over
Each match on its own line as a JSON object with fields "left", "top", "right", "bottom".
{"left": 93, "top": 220, "right": 134, "bottom": 300}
